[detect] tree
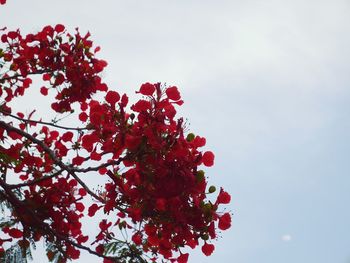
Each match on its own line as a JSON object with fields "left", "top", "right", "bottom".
{"left": 0, "top": 2, "right": 231, "bottom": 262}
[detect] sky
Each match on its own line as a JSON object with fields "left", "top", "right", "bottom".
{"left": 1, "top": 0, "right": 350, "bottom": 262}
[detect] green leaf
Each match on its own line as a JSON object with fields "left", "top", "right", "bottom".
{"left": 0, "top": 241, "right": 32, "bottom": 263}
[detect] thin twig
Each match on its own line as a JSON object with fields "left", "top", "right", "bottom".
{"left": 0, "top": 69, "right": 53, "bottom": 82}
{"left": 7, "top": 169, "right": 63, "bottom": 189}
{"left": 0, "top": 109, "right": 88, "bottom": 131}
{"left": 71, "top": 158, "right": 124, "bottom": 173}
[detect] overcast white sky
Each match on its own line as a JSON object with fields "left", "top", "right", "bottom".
{"left": 1, "top": 1, "right": 350, "bottom": 262}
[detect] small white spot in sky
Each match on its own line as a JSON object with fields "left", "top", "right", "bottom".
{"left": 281, "top": 234, "right": 292, "bottom": 242}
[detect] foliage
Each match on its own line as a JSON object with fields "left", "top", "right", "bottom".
{"left": 0, "top": 2, "right": 231, "bottom": 262}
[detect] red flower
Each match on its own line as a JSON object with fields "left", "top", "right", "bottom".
{"left": 8, "top": 228, "right": 23, "bottom": 238}
{"left": 216, "top": 188, "right": 231, "bottom": 204}
{"left": 186, "top": 239, "right": 198, "bottom": 249}
{"left": 218, "top": 213, "right": 231, "bottom": 230}
{"left": 121, "top": 94, "right": 129, "bottom": 107}
{"left": 78, "top": 188, "right": 87, "bottom": 196}
{"left": 76, "top": 235, "right": 88, "bottom": 244}
{"left": 99, "top": 219, "right": 112, "bottom": 231}
{"left": 201, "top": 243, "right": 215, "bottom": 256}
{"left": 98, "top": 167, "right": 107, "bottom": 175}
{"left": 202, "top": 151, "right": 214, "bottom": 167}
{"left": 7, "top": 31, "right": 18, "bottom": 40}
{"left": 16, "top": 112, "right": 24, "bottom": 118}
{"left": 96, "top": 244, "right": 104, "bottom": 254}
{"left": 94, "top": 59, "right": 108, "bottom": 72}
{"left": 138, "top": 82, "right": 155, "bottom": 96}
{"left": 61, "top": 131, "right": 73, "bottom": 142}
{"left": 105, "top": 91, "right": 120, "bottom": 106}
{"left": 208, "top": 222, "right": 216, "bottom": 239}
{"left": 54, "top": 24, "right": 65, "bottom": 33}
{"left": 90, "top": 151, "right": 101, "bottom": 161}
{"left": 42, "top": 73, "right": 51, "bottom": 81}
{"left": 72, "top": 155, "right": 85, "bottom": 166}
{"left": 0, "top": 0, "right": 6, "bottom": 5}
{"left": 50, "top": 130, "right": 59, "bottom": 140}
{"left": 22, "top": 78, "right": 32, "bottom": 88}
{"left": 193, "top": 136, "right": 206, "bottom": 147}
{"left": 177, "top": 253, "right": 189, "bottom": 263}
{"left": 132, "top": 233, "right": 143, "bottom": 245}
{"left": 80, "top": 102, "right": 88, "bottom": 111}
{"left": 166, "top": 86, "right": 181, "bottom": 101}
{"left": 79, "top": 112, "right": 88, "bottom": 122}
{"left": 88, "top": 204, "right": 101, "bottom": 217}
{"left": 67, "top": 245, "right": 80, "bottom": 259}
{"left": 82, "top": 133, "right": 99, "bottom": 151}
{"left": 75, "top": 202, "right": 85, "bottom": 212}
{"left": 131, "top": 100, "right": 151, "bottom": 112}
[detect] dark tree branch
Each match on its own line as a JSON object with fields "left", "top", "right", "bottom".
{"left": 7, "top": 169, "right": 63, "bottom": 189}
{"left": 71, "top": 158, "right": 124, "bottom": 173}
{"left": 0, "top": 109, "right": 89, "bottom": 131}
{"left": 0, "top": 178, "right": 124, "bottom": 262}
{"left": 0, "top": 69, "right": 53, "bottom": 82}
{"left": 0, "top": 120, "right": 104, "bottom": 203}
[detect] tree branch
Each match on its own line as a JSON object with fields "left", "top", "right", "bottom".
{"left": 0, "top": 109, "right": 88, "bottom": 131}
{"left": 0, "top": 120, "right": 104, "bottom": 203}
{"left": 0, "top": 178, "right": 124, "bottom": 262}
{"left": 0, "top": 69, "right": 53, "bottom": 82}
{"left": 7, "top": 169, "right": 63, "bottom": 189}
{"left": 71, "top": 158, "right": 124, "bottom": 173}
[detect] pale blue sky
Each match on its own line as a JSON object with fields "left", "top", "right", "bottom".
{"left": 1, "top": 1, "right": 350, "bottom": 262}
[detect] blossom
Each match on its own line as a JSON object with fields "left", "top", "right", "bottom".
{"left": 61, "top": 131, "right": 73, "bottom": 142}
{"left": 216, "top": 188, "right": 231, "bottom": 204}
{"left": 202, "top": 151, "right": 215, "bottom": 166}
{"left": 138, "top": 82, "right": 155, "bottom": 96}
{"left": 54, "top": 24, "right": 65, "bottom": 33}
{"left": 177, "top": 253, "right": 189, "bottom": 263}
{"left": 75, "top": 203, "right": 85, "bottom": 212}
{"left": 105, "top": 91, "right": 120, "bottom": 106}
{"left": 132, "top": 233, "right": 143, "bottom": 245}
{"left": 88, "top": 204, "right": 100, "bottom": 217}
{"left": 72, "top": 155, "right": 85, "bottom": 166}
{"left": 166, "top": 86, "right": 181, "bottom": 101}
{"left": 131, "top": 100, "right": 151, "bottom": 112}
{"left": 8, "top": 228, "right": 23, "bottom": 238}
{"left": 201, "top": 243, "right": 215, "bottom": 256}
{"left": 0, "top": 23, "right": 232, "bottom": 262}
{"left": 218, "top": 213, "right": 231, "bottom": 230}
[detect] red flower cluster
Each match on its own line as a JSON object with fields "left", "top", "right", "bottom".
{"left": 0, "top": 25, "right": 108, "bottom": 113}
{"left": 0, "top": 23, "right": 231, "bottom": 263}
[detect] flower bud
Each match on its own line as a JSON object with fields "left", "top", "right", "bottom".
{"left": 196, "top": 170, "right": 205, "bottom": 182}
{"left": 208, "top": 186, "right": 216, "bottom": 193}
{"left": 201, "top": 233, "right": 209, "bottom": 240}
{"left": 186, "top": 133, "right": 195, "bottom": 142}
